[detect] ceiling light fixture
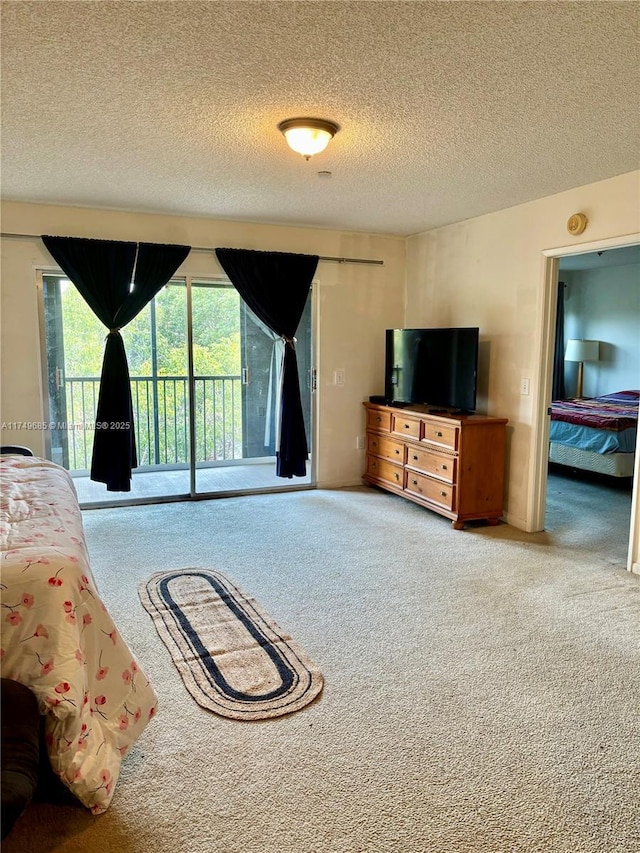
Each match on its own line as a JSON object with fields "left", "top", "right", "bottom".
{"left": 277, "top": 117, "right": 339, "bottom": 160}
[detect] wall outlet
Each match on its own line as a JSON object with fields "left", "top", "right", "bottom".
{"left": 520, "top": 377, "right": 530, "bottom": 396}
{"left": 334, "top": 369, "right": 345, "bottom": 386}
{"left": 356, "top": 435, "right": 365, "bottom": 450}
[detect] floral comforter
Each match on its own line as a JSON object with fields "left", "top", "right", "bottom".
{"left": 0, "top": 455, "right": 157, "bottom": 814}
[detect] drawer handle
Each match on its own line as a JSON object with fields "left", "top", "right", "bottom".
{"left": 371, "top": 462, "right": 377, "bottom": 469}
{"left": 412, "top": 454, "right": 418, "bottom": 461}
{"left": 372, "top": 441, "right": 377, "bottom": 448}
{"left": 442, "top": 464, "right": 447, "bottom": 470}
{"left": 394, "top": 448, "right": 400, "bottom": 455}
{"left": 435, "top": 430, "right": 443, "bottom": 437}
{"left": 375, "top": 416, "right": 382, "bottom": 422}
{"left": 404, "top": 423, "right": 411, "bottom": 429}
{"left": 440, "top": 490, "right": 447, "bottom": 497}
{"left": 412, "top": 479, "right": 418, "bottom": 486}
{"left": 394, "top": 472, "right": 400, "bottom": 481}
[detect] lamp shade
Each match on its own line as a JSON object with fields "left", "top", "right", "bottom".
{"left": 564, "top": 339, "right": 600, "bottom": 363}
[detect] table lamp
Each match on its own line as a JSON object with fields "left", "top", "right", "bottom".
{"left": 564, "top": 339, "right": 600, "bottom": 398}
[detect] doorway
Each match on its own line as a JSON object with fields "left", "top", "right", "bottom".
{"left": 38, "top": 273, "right": 315, "bottom": 505}
{"left": 533, "top": 236, "right": 640, "bottom": 572}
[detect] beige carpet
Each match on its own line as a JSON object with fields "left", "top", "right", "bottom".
{"left": 4, "top": 472, "right": 639, "bottom": 853}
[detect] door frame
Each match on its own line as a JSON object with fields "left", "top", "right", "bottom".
{"left": 531, "top": 232, "right": 640, "bottom": 573}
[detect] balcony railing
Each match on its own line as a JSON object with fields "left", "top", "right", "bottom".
{"left": 64, "top": 375, "right": 242, "bottom": 471}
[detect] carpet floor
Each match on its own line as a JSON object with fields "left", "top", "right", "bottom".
{"left": 4, "top": 472, "right": 639, "bottom": 853}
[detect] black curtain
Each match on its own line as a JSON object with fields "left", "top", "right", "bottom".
{"left": 215, "top": 248, "right": 318, "bottom": 478}
{"left": 41, "top": 236, "right": 190, "bottom": 491}
{"left": 552, "top": 281, "right": 566, "bottom": 400}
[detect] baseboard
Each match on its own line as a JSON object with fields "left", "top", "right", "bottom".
{"left": 316, "top": 478, "right": 365, "bottom": 490}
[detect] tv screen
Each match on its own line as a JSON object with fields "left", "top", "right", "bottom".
{"left": 385, "top": 327, "right": 479, "bottom": 412}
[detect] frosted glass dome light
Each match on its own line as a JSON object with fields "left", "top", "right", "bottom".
{"left": 277, "top": 118, "right": 339, "bottom": 160}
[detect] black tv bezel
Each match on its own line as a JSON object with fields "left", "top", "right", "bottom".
{"left": 384, "top": 326, "right": 479, "bottom": 413}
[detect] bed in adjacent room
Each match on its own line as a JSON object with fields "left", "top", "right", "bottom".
{"left": 0, "top": 454, "right": 157, "bottom": 815}
{"left": 549, "top": 390, "right": 639, "bottom": 478}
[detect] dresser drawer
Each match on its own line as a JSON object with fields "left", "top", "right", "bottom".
{"left": 391, "top": 414, "right": 422, "bottom": 440}
{"left": 367, "top": 408, "right": 391, "bottom": 432}
{"left": 405, "top": 471, "right": 455, "bottom": 510}
{"left": 422, "top": 420, "right": 459, "bottom": 450}
{"left": 367, "top": 434, "right": 405, "bottom": 464}
{"left": 366, "top": 455, "right": 403, "bottom": 488}
{"left": 406, "top": 446, "right": 456, "bottom": 484}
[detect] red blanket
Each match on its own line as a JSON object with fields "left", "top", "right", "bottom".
{"left": 551, "top": 391, "right": 639, "bottom": 432}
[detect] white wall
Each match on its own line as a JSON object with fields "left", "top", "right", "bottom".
{"left": 562, "top": 263, "right": 640, "bottom": 398}
{"left": 406, "top": 170, "right": 640, "bottom": 539}
{"left": 0, "top": 202, "right": 406, "bottom": 488}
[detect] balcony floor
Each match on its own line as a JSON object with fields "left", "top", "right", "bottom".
{"left": 72, "top": 461, "right": 313, "bottom": 506}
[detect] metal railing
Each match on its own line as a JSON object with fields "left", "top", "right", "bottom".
{"left": 64, "top": 375, "right": 242, "bottom": 471}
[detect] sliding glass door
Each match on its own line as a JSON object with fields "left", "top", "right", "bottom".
{"left": 39, "top": 274, "right": 314, "bottom": 505}
{"left": 190, "top": 280, "right": 312, "bottom": 494}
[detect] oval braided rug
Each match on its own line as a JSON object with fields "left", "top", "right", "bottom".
{"left": 138, "top": 568, "right": 323, "bottom": 720}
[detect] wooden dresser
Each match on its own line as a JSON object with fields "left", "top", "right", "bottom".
{"left": 363, "top": 402, "right": 508, "bottom": 529}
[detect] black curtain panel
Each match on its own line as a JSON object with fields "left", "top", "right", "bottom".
{"left": 41, "top": 236, "right": 190, "bottom": 491}
{"left": 215, "top": 248, "right": 319, "bottom": 478}
{"left": 552, "top": 281, "right": 566, "bottom": 401}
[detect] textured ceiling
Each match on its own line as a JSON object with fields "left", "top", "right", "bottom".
{"left": 1, "top": 1, "right": 638, "bottom": 236}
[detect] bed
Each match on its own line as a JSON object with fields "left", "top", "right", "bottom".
{"left": 0, "top": 454, "right": 158, "bottom": 814}
{"left": 549, "top": 390, "right": 639, "bottom": 478}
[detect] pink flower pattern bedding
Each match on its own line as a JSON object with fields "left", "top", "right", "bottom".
{"left": 0, "top": 455, "right": 157, "bottom": 814}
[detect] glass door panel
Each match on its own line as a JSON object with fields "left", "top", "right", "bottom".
{"left": 240, "top": 305, "right": 277, "bottom": 458}
{"left": 41, "top": 276, "right": 190, "bottom": 504}
{"left": 193, "top": 281, "right": 313, "bottom": 494}
{"left": 192, "top": 281, "right": 246, "bottom": 493}
{"left": 296, "top": 295, "right": 313, "bottom": 452}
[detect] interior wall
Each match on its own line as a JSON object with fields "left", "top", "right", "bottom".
{"left": 0, "top": 202, "right": 406, "bottom": 488}
{"left": 406, "top": 170, "right": 640, "bottom": 535}
{"left": 562, "top": 263, "right": 640, "bottom": 397}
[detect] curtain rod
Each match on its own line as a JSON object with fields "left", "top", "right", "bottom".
{"left": 0, "top": 232, "right": 384, "bottom": 267}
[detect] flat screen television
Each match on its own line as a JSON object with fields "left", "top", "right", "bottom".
{"left": 384, "top": 327, "right": 479, "bottom": 412}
